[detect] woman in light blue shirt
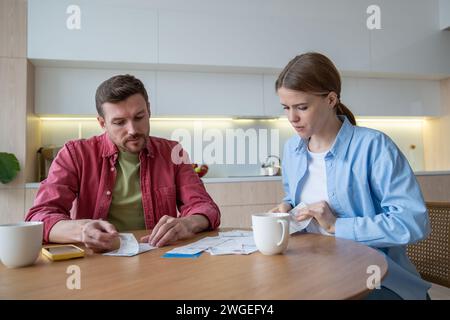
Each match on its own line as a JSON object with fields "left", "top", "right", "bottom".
{"left": 271, "top": 52, "right": 431, "bottom": 300}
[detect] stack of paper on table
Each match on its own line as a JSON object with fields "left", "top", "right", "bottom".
{"left": 164, "top": 236, "right": 228, "bottom": 257}
{"left": 164, "top": 230, "right": 258, "bottom": 257}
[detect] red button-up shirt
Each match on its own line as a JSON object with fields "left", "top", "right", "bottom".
{"left": 26, "top": 133, "right": 220, "bottom": 242}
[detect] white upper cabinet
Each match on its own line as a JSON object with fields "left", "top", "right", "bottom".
{"left": 263, "top": 74, "right": 441, "bottom": 117}
{"left": 368, "top": 0, "right": 450, "bottom": 77}
{"left": 158, "top": 1, "right": 371, "bottom": 72}
{"left": 28, "top": 0, "right": 450, "bottom": 77}
{"left": 28, "top": 0, "right": 158, "bottom": 63}
{"left": 28, "top": 0, "right": 447, "bottom": 117}
{"left": 263, "top": 74, "right": 284, "bottom": 117}
{"left": 440, "top": 0, "right": 450, "bottom": 30}
{"left": 155, "top": 71, "right": 264, "bottom": 116}
{"left": 35, "top": 67, "right": 156, "bottom": 115}
{"left": 341, "top": 77, "right": 441, "bottom": 117}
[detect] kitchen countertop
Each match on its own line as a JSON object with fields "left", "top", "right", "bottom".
{"left": 413, "top": 170, "right": 450, "bottom": 176}
{"left": 24, "top": 171, "right": 450, "bottom": 189}
{"left": 202, "top": 175, "right": 282, "bottom": 183}
{"left": 25, "top": 175, "right": 282, "bottom": 188}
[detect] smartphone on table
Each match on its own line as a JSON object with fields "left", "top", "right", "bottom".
{"left": 41, "top": 244, "right": 85, "bottom": 261}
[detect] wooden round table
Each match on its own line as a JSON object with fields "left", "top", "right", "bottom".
{"left": 0, "top": 230, "right": 387, "bottom": 299}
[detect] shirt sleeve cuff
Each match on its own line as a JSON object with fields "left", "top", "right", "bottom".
{"left": 335, "top": 217, "right": 356, "bottom": 241}
{"left": 282, "top": 196, "right": 293, "bottom": 207}
{"left": 42, "top": 215, "right": 71, "bottom": 243}
{"left": 183, "top": 205, "right": 221, "bottom": 230}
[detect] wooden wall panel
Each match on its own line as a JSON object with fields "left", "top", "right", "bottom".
{"left": 416, "top": 175, "right": 450, "bottom": 203}
{"left": 424, "top": 78, "right": 450, "bottom": 170}
{"left": 0, "top": 0, "right": 30, "bottom": 225}
{"left": 0, "top": 58, "right": 27, "bottom": 189}
{"left": 0, "top": 0, "right": 27, "bottom": 58}
{"left": 0, "top": 189, "right": 25, "bottom": 223}
{"left": 25, "top": 61, "right": 40, "bottom": 183}
{"left": 24, "top": 188, "right": 38, "bottom": 214}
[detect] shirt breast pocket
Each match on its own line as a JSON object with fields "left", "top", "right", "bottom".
{"left": 155, "top": 185, "right": 177, "bottom": 218}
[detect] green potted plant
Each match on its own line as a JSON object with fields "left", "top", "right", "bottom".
{"left": 0, "top": 152, "right": 20, "bottom": 184}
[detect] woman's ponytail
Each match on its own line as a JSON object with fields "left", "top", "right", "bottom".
{"left": 336, "top": 101, "right": 356, "bottom": 125}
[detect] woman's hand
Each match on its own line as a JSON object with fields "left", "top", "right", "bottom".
{"left": 297, "top": 201, "right": 337, "bottom": 233}
{"left": 269, "top": 202, "right": 293, "bottom": 213}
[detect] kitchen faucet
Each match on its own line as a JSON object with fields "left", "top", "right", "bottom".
{"left": 261, "top": 155, "right": 281, "bottom": 176}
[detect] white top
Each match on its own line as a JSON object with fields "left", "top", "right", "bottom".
{"left": 300, "top": 149, "right": 329, "bottom": 204}
{"left": 299, "top": 149, "right": 333, "bottom": 236}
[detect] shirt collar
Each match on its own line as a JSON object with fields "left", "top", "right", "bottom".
{"left": 101, "top": 132, "right": 154, "bottom": 158}
{"left": 293, "top": 115, "right": 354, "bottom": 159}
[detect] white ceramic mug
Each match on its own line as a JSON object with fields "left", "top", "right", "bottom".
{"left": 0, "top": 222, "right": 43, "bottom": 268}
{"left": 252, "top": 213, "right": 290, "bottom": 255}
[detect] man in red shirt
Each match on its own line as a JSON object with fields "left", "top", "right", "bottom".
{"left": 26, "top": 74, "right": 220, "bottom": 252}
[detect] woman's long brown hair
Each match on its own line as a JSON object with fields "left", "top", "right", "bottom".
{"left": 276, "top": 52, "right": 356, "bottom": 125}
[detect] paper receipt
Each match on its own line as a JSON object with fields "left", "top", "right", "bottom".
{"left": 289, "top": 202, "right": 313, "bottom": 234}
{"left": 103, "top": 233, "right": 156, "bottom": 257}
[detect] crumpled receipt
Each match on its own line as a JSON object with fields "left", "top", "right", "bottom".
{"left": 289, "top": 202, "right": 313, "bottom": 234}
{"left": 103, "top": 233, "right": 156, "bottom": 257}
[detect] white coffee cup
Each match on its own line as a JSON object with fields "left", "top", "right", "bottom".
{"left": 0, "top": 221, "right": 43, "bottom": 268}
{"left": 252, "top": 213, "right": 290, "bottom": 255}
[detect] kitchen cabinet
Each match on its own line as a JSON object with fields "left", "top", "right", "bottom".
{"left": 34, "top": 66, "right": 441, "bottom": 117}
{"left": 27, "top": 1, "right": 450, "bottom": 78}
{"left": 263, "top": 74, "right": 441, "bottom": 117}
{"left": 368, "top": 0, "right": 450, "bottom": 77}
{"left": 28, "top": 0, "right": 158, "bottom": 64}
{"left": 158, "top": 3, "right": 371, "bottom": 72}
{"left": 205, "top": 180, "right": 284, "bottom": 228}
{"left": 263, "top": 74, "right": 283, "bottom": 117}
{"left": 440, "top": 0, "right": 450, "bottom": 30}
{"left": 155, "top": 71, "right": 264, "bottom": 116}
{"left": 35, "top": 67, "right": 262, "bottom": 117}
{"left": 35, "top": 67, "right": 156, "bottom": 115}
{"left": 158, "top": 10, "right": 287, "bottom": 68}
{"left": 341, "top": 77, "right": 441, "bottom": 117}
{"left": 35, "top": 67, "right": 265, "bottom": 117}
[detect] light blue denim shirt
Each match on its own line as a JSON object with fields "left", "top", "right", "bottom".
{"left": 281, "top": 116, "right": 431, "bottom": 299}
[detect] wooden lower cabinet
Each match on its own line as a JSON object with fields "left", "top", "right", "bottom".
{"left": 204, "top": 180, "right": 284, "bottom": 228}
{"left": 218, "top": 204, "right": 278, "bottom": 228}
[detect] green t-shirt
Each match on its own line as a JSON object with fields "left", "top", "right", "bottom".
{"left": 107, "top": 151, "right": 146, "bottom": 232}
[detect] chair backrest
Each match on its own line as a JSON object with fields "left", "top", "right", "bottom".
{"left": 406, "top": 202, "right": 450, "bottom": 287}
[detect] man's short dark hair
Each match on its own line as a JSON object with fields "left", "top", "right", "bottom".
{"left": 95, "top": 74, "right": 150, "bottom": 117}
